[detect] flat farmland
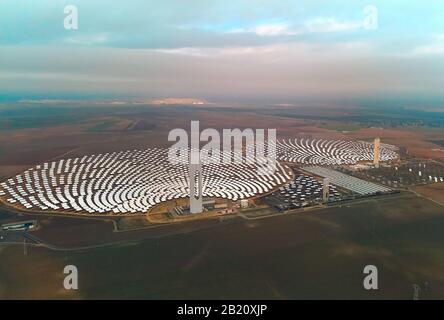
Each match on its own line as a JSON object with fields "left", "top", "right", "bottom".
{"left": 413, "top": 182, "right": 444, "bottom": 205}
{"left": 2, "top": 103, "right": 444, "bottom": 180}
{"left": 1, "top": 192, "right": 444, "bottom": 299}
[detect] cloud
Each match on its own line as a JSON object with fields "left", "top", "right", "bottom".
{"left": 2, "top": 41, "right": 443, "bottom": 101}
{"left": 304, "top": 17, "right": 362, "bottom": 33}
{"left": 228, "top": 23, "right": 300, "bottom": 36}
{"left": 0, "top": 0, "right": 443, "bottom": 56}
{"left": 18, "top": 99, "right": 73, "bottom": 105}
{"left": 413, "top": 45, "right": 444, "bottom": 55}
{"left": 155, "top": 44, "right": 284, "bottom": 57}
{"left": 251, "top": 24, "right": 292, "bottom": 36}
{"left": 0, "top": 70, "right": 138, "bottom": 84}
{"left": 412, "top": 34, "right": 444, "bottom": 55}
{"left": 223, "top": 17, "right": 363, "bottom": 39}
{"left": 63, "top": 34, "right": 110, "bottom": 46}
{"left": 0, "top": 1, "right": 443, "bottom": 101}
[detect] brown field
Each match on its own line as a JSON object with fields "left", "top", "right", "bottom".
{"left": 0, "top": 105, "right": 308, "bottom": 178}
{"left": 0, "top": 207, "right": 225, "bottom": 249}
{"left": 413, "top": 182, "right": 444, "bottom": 205}
{"left": 347, "top": 127, "right": 444, "bottom": 160}
{"left": 1, "top": 104, "right": 444, "bottom": 181}
{"left": 2, "top": 192, "right": 444, "bottom": 299}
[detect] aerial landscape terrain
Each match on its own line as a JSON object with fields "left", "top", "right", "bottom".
{"left": 1, "top": 101, "right": 444, "bottom": 299}
{"left": 1, "top": 0, "right": 444, "bottom": 302}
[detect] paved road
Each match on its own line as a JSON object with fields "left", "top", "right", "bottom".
{"left": 0, "top": 230, "right": 27, "bottom": 244}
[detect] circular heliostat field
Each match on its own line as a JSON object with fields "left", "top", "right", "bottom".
{"left": 276, "top": 138, "right": 398, "bottom": 165}
{"left": 0, "top": 138, "right": 399, "bottom": 215}
{"left": 0, "top": 148, "right": 291, "bottom": 214}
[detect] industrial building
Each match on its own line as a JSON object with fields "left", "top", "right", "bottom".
{"left": 302, "top": 166, "right": 392, "bottom": 196}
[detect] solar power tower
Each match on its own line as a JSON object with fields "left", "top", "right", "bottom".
{"left": 189, "top": 148, "right": 203, "bottom": 214}
{"left": 323, "top": 178, "right": 330, "bottom": 203}
{"left": 373, "top": 137, "right": 380, "bottom": 168}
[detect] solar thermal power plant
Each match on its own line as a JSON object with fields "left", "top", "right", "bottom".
{"left": 323, "top": 178, "right": 330, "bottom": 203}
{"left": 284, "top": 174, "right": 325, "bottom": 204}
{"left": 355, "top": 161, "right": 444, "bottom": 187}
{"left": 302, "top": 166, "right": 392, "bottom": 195}
{"left": 189, "top": 161, "right": 203, "bottom": 214}
{"left": 276, "top": 138, "right": 398, "bottom": 165}
{"left": 0, "top": 138, "right": 399, "bottom": 215}
{"left": 0, "top": 148, "right": 292, "bottom": 214}
{"left": 264, "top": 173, "right": 343, "bottom": 210}
{"left": 373, "top": 137, "right": 381, "bottom": 168}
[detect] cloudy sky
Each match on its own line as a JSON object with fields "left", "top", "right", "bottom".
{"left": 1, "top": 0, "right": 443, "bottom": 104}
